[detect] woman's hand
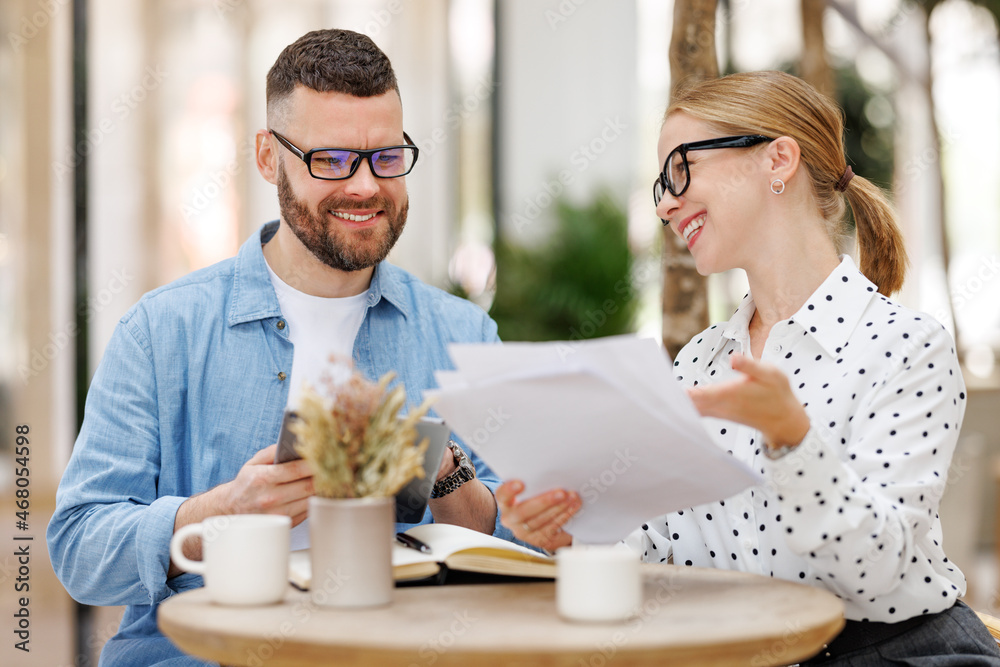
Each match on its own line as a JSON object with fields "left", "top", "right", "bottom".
{"left": 686, "top": 353, "right": 810, "bottom": 450}
{"left": 495, "top": 480, "right": 580, "bottom": 552}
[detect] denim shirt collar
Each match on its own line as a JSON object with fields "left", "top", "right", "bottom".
{"left": 227, "top": 220, "right": 410, "bottom": 327}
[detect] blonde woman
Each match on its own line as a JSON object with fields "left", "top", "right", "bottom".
{"left": 497, "top": 71, "right": 1000, "bottom": 664}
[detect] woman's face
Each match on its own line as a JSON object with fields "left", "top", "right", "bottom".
{"left": 655, "top": 113, "right": 768, "bottom": 276}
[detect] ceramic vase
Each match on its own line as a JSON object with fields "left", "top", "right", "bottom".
{"left": 308, "top": 496, "right": 394, "bottom": 608}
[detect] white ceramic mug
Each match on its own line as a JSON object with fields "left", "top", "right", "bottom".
{"left": 170, "top": 514, "right": 291, "bottom": 605}
{"left": 556, "top": 545, "right": 642, "bottom": 622}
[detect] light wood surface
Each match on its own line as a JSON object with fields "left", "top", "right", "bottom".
{"left": 159, "top": 564, "right": 845, "bottom": 666}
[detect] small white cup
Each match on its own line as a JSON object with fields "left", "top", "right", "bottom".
{"left": 170, "top": 514, "right": 291, "bottom": 606}
{"left": 556, "top": 545, "right": 642, "bottom": 622}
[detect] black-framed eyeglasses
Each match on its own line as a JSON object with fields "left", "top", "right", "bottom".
{"left": 269, "top": 130, "right": 419, "bottom": 180}
{"left": 653, "top": 135, "right": 772, "bottom": 218}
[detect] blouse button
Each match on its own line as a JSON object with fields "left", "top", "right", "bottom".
{"left": 771, "top": 344, "right": 782, "bottom": 354}
{"left": 277, "top": 320, "right": 286, "bottom": 330}
{"left": 278, "top": 372, "right": 287, "bottom": 381}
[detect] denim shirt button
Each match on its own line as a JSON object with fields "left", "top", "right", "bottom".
{"left": 277, "top": 371, "right": 287, "bottom": 381}
{"left": 277, "top": 320, "right": 286, "bottom": 330}
{"left": 367, "top": 293, "right": 377, "bottom": 305}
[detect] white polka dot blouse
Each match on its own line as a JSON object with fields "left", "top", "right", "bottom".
{"left": 624, "top": 255, "right": 967, "bottom": 622}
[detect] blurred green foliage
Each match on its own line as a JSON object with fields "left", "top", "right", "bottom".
{"left": 835, "top": 65, "right": 895, "bottom": 191}
{"left": 488, "top": 194, "right": 638, "bottom": 342}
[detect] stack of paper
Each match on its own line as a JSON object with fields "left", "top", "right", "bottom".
{"left": 427, "top": 335, "right": 762, "bottom": 544}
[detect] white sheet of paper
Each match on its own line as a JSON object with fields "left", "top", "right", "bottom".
{"left": 427, "top": 336, "right": 762, "bottom": 544}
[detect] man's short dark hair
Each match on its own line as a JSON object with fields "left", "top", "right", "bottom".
{"left": 266, "top": 29, "right": 399, "bottom": 126}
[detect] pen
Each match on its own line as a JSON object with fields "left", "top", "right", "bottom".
{"left": 395, "top": 532, "right": 432, "bottom": 554}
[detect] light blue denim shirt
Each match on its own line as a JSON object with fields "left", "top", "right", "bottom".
{"left": 47, "top": 221, "right": 512, "bottom": 666}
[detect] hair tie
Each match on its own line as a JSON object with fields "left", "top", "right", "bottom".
{"left": 835, "top": 165, "right": 854, "bottom": 192}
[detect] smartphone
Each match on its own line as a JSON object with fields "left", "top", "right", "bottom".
{"left": 274, "top": 410, "right": 302, "bottom": 464}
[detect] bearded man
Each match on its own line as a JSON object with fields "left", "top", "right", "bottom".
{"left": 48, "top": 29, "right": 510, "bottom": 666}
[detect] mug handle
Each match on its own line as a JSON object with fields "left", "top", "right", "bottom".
{"left": 169, "top": 523, "right": 207, "bottom": 575}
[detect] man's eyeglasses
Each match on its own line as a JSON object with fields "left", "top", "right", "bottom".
{"left": 653, "top": 135, "right": 772, "bottom": 217}
{"left": 269, "top": 130, "right": 419, "bottom": 180}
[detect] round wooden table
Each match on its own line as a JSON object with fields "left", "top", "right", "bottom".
{"left": 159, "top": 565, "right": 845, "bottom": 666}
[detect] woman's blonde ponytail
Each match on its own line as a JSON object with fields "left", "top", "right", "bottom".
{"left": 843, "top": 175, "right": 908, "bottom": 296}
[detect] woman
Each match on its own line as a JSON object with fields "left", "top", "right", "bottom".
{"left": 496, "top": 71, "right": 1000, "bottom": 664}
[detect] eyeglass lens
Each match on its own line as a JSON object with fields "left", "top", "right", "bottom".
{"left": 667, "top": 150, "right": 687, "bottom": 196}
{"left": 653, "top": 150, "right": 687, "bottom": 206}
{"left": 310, "top": 147, "right": 416, "bottom": 179}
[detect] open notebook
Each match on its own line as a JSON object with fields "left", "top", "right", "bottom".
{"left": 289, "top": 523, "right": 554, "bottom": 588}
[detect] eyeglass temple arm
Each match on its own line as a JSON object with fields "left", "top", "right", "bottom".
{"left": 268, "top": 130, "right": 306, "bottom": 160}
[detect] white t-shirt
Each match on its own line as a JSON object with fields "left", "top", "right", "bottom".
{"left": 265, "top": 261, "right": 369, "bottom": 551}
{"left": 265, "top": 262, "right": 368, "bottom": 409}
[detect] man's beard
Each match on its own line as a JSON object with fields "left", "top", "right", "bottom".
{"left": 276, "top": 161, "right": 407, "bottom": 272}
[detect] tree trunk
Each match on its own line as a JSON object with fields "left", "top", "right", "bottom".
{"left": 662, "top": 0, "right": 718, "bottom": 360}
{"left": 920, "top": 4, "right": 957, "bottom": 341}
{"left": 800, "top": 0, "right": 834, "bottom": 98}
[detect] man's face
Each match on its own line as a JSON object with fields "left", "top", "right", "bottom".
{"left": 273, "top": 87, "right": 409, "bottom": 272}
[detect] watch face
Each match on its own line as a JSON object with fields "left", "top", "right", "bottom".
{"left": 451, "top": 443, "right": 475, "bottom": 475}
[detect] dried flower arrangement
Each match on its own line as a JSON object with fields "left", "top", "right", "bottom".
{"left": 291, "top": 363, "right": 432, "bottom": 499}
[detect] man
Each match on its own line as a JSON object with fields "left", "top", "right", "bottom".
{"left": 48, "top": 29, "right": 511, "bottom": 665}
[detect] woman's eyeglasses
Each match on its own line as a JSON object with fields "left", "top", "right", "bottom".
{"left": 653, "top": 135, "right": 772, "bottom": 223}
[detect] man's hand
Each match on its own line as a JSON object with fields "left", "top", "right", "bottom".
{"left": 496, "top": 480, "right": 578, "bottom": 553}
{"left": 435, "top": 443, "right": 456, "bottom": 480}
{"left": 169, "top": 444, "right": 313, "bottom": 577}
{"left": 219, "top": 445, "right": 314, "bottom": 523}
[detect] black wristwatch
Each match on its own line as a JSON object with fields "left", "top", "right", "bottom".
{"left": 431, "top": 440, "right": 476, "bottom": 498}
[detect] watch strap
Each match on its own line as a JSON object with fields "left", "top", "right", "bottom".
{"left": 430, "top": 441, "right": 476, "bottom": 498}
{"left": 763, "top": 441, "right": 799, "bottom": 460}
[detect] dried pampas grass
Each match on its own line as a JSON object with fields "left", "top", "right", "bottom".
{"left": 292, "top": 369, "right": 432, "bottom": 499}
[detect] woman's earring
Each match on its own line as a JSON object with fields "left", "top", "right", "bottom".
{"left": 770, "top": 179, "right": 785, "bottom": 195}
